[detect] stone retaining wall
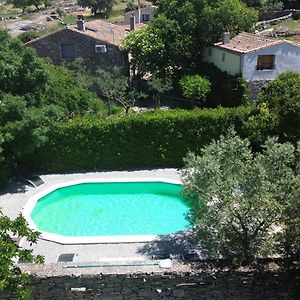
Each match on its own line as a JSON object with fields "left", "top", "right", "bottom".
{"left": 2, "top": 271, "right": 293, "bottom": 300}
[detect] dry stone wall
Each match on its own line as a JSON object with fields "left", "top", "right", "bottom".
{"left": 1, "top": 271, "right": 293, "bottom": 300}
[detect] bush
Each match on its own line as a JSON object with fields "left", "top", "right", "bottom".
{"left": 196, "top": 63, "right": 248, "bottom": 108}
{"left": 125, "top": 1, "right": 138, "bottom": 12}
{"left": 293, "top": 11, "right": 300, "bottom": 20}
{"left": 18, "top": 30, "right": 41, "bottom": 43}
{"left": 34, "top": 107, "right": 248, "bottom": 172}
{"left": 179, "top": 75, "right": 211, "bottom": 106}
{"left": 182, "top": 129, "right": 299, "bottom": 265}
{"left": 244, "top": 72, "right": 300, "bottom": 146}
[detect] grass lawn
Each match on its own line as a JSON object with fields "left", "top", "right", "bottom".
{"left": 274, "top": 19, "right": 300, "bottom": 32}
{"left": 273, "top": 19, "right": 300, "bottom": 43}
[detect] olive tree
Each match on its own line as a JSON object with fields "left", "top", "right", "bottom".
{"left": 0, "top": 211, "right": 43, "bottom": 299}
{"left": 181, "top": 129, "right": 298, "bottom": 265}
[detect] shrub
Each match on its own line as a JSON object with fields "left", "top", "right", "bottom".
{"left": 182, "top": 129, "right": 299, "bottom": 265}
{"left": 196, "top": 62, "right": 248, "bottom": 107}
{"left": 244, "top": 72, "right": 300, "bottom": 146}
{"left": 179, "top": 75, "right": 211, "bottom": 106}
{"left": 34, "top": 107, "right": 248, "bottom": 172}
{"left": 18, "top": 30, "right": 41, "bottom": 43}
{"left": 125, "top": 1, "right": 138, "bottom": 12}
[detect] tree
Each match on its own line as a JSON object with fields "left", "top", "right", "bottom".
{"left": 121, "top": 0, "right": 258, "bottom": 76}
{"left": 0, "top": 211, "right": 43, "bottom": 299}
{"left": 244, "top": 72, "right": 300, "bottom": 145}
{"left": 77, "top": 0, "right": 115, "bottom": 15}
{"left": 179, "top": 75, "right": 211, "bottom": 105}
{"left": 182, "top": 129, "right": 298, "bottom": 265}
{"left": 146, "top": 75, "right": 172, "bottom": 107}
{"left": 93, "top": 67, "right": 144, "bottom": 114}
{"left": 260, "top": 0, "right": 283, "bottom": 13}
{"left": 0, "top": 31, "right": 48, "bottom": 98}
{"left": 0, "top": 32, "right": 105, "bottom": 183}
{"left": 7, "top": 0, "right": 49, "bottom": 12}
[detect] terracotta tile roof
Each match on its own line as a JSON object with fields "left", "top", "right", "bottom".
{"left": 214, "top": 32, "right": 284, "bottom": 53}
{"left": 68, "top": 20, "right": 145, "bottom": 46}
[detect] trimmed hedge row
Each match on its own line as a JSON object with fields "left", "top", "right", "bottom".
{"left": 35, "top": 107, "right": 249, "bottom": 172}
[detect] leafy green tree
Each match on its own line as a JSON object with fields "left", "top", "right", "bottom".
{"left": 244, "top": 72, "right": 300, "bottom": 145}
{"left": 0, "top": 211, "right": 44, "bottom": 299}
{"left": 93, "top": 67, "right": 144, "bottom": 114}
{"left": 241, "top": 0, "right": 262, "bottom": 7}
{"left": 77, "top": 0, "right": 115, "bottom": 15}
{"left": 182, "top": 129, "right": 298, "bottom": 265}
{"left": 0, "top": 31, "right": 47, "bottom": 98}
{"left": 146, "top": 75, "right": 172, "bottom": 107}
{"left": 122, "top": 0, "right": 258, "bottom": 76}
{"left": 179, "top": 75, "right": 211, "bottom": 105}
{"left": 7, "top": 0, "right": 48, "bottom": 11}
{"left": 260, "top": 0, "right": 283, "bottom": 13}
{"left": 0, "top": 32, "right": 105, "bottom": 178}
{"left": 279, "top": 178, "right": 300, "bottom": 260}
{"left": 121, "top": 22, "right": 167, "bottom": 77}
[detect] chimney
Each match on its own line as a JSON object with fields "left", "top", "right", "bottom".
{"left": 77, "top": 15, "right": 85, "bottom": 31}
{"left": 130, "top": 13, "right": 136, "bottom": 31}
{"left": 222, "top": 31, "right": 230, "bottom": 44}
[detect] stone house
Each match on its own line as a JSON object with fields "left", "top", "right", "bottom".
{"left": 27, "top": 19, "right": 138, "bottom": 71}
{"left": 124, "top": 6, "right": 156, "bottom": 25}
{"left": 203, "top": 32, "right": 300, "bottom": 98}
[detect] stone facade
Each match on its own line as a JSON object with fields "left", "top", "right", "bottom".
{"left": 248, "top": 80, "right": 270, "bottom": 100}
{"left": 27, "top": 28, "right": 126, "bottom": 71}
{"left": 1, "top": 271, "right": 294, "bottom": 300}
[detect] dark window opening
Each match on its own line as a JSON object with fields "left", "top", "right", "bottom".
{"left": 222, "top": 53, "right": 225, "bottom": 61}
{"left": 142, "top": 14, "right": 150, "bottom": 22}
{"left": 61, "top": 44, "right": 76, "bottom": 59}
{"left": 256, "top": 55, "right": 275, "bottom": 70}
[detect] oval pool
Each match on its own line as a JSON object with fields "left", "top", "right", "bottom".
{"left": 29, "top": 181, "right": 190, "bottom": 242}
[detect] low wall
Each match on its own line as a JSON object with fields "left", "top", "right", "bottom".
{"left": 2, "top": 271, "right": 293, "bottom": 300}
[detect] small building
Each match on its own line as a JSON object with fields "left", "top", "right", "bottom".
{"left": 204, "top": 32, "right": 300, "bottom": 97}
{"left": 27, "top": 18, "right": 139, "bottom": 71}
{"left": 124, "top": 6, "right": 156, "bottom": 25}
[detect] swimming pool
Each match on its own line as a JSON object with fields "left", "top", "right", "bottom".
{"left": 24, "top": 179, "right": 190, "bottom": 244}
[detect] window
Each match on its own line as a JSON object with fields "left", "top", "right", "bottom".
{"left": 256, "top": 55, "right": 275, "bottom": 70}
{"left": 61, "top": 44, "right": 75, "bottom": 59}
{"left": 142, "top": 14, "right": 150, "bottom": 22}
{"left": 208, "top": 48, "right": 212, "bottom": 57}
{"left": 222, "top": 53, "right": 225, "bottom": 61}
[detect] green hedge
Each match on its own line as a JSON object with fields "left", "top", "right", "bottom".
{"left": 0, "top": 160, "right": 10, "bottom": 189}
{"left": 35, "top": 107, "right": 249, "bottom": 172}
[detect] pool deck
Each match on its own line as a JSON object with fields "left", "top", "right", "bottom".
{"left": 0, "top": 169, "right": 202, "bottom": 276}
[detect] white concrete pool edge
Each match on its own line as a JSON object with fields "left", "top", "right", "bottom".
{"left": 22, "top": 177, "right": 183, "bottom": 244}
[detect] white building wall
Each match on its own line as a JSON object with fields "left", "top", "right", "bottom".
{"left": 242, "top": 42, "right": 300, "bottom": 82}
{"left": 124, "top": 6, "right": 156, "bottom": 24}
{"left": 203, "top": 47, "right": 241, "bottom": 76}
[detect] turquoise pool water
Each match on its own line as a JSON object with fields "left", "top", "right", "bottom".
{"left": 30, "top": 182, "right": 190, "bottom": 237}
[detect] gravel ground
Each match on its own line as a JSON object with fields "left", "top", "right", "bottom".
{"left": 0, "top": 169, "right": 202, "bottom": 275}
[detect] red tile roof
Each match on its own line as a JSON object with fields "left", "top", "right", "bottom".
{"left": 68, "top": 20, "right": 145, "bottom": 46}
{"left": 214, "top": 32, "right": 300, "bottom": 53}
{"left": 26, "top": 19, "right": 145, "bottom": 47}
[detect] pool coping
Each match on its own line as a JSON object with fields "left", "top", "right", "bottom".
{"left": 22, "top": 177, "right": 183, "bottom": 244}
